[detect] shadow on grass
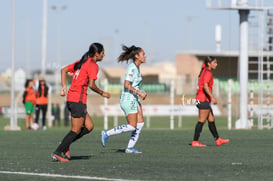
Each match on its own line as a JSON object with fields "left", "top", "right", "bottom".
{"left": 70, "top": 155, "right": 92, "bottom": 160}
{"left": 100, "top": 148, "right": 126, "bottom": 154}
{"left": 116, "top": 148, "right": 125, "bottom": 153}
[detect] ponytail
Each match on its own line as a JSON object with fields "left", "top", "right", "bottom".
{"left": 74, "top": 42, "right": 104, "bottom": 71}
{"left": 198, "top": 56, "right": 216, "bottom": 77}
{"left": 118, "top": 45, "right": 142, "bottom": 63}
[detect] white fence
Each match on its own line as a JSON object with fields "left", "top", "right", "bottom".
{"left": 100, "top": 104, "right": 221, "bottom": 130}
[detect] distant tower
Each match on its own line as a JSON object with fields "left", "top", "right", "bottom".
{"left": 231, "top": 0, "right": 237, "bottom": 7}
{"left": 267, "top": 10, "right": 273, "bottom": 51}
{"left": 215, "top": 24, "right": 222, "bottom": 52}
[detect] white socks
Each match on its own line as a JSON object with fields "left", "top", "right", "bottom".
{"left": 127, "top": 122, "right": 144, "bottom": 148}
{"left": 106, "top": 124, "right": 135, "bottom": 136}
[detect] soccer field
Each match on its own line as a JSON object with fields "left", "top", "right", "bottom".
{"left": 0, "top": 117, "right": 273, "bottom": 181}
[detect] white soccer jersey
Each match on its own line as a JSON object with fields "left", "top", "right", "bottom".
{"left": 120, "top": 62, "right": 143, "bottom": 102}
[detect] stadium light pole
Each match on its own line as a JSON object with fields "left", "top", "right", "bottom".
{"left": 206, "top": 0, "right": 273, "bottom": 129}
{"left": 10, "top": 0, "right": 16, "bottom": 129}
{"left": 186, "top": 16, "right": 198, "bottom": 50}
{"left": 238, "top": 4, "right": 249, "bottom": 128}
{"left": 41, "top": 0, "right": 47, "bottom": 77}
{"left": 51, "top": 5, "right": 67, "bottom": 92}
{"left": 6, "top": 0, "right": 19, "bottom": 131}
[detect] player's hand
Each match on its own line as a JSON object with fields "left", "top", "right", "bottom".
{"left": 102, "top": 92, "right": 111, "bottom": 99}
{"left": 60, "top": 86, "right": 66, "bottom": 96}
{"left": 211, "top": 97, "right": 217, "bottom": 104}
{"left": 139, "top": 91, "right": 147, "bottom": 100}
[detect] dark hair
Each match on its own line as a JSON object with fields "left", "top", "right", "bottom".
{"left": 74, "top": 42, "right": 104, "bottom": 71}
{"left": 24, "top": 79, "right": 32, "bottom": 88}
{"left": 198, "top": 56, "right": 216, "bottom": 77}
{"left": 37, "top": 79, "right": 48, "bottom": 97}
{"left": 118, "top": 45, "right": 142, "bottom": 63}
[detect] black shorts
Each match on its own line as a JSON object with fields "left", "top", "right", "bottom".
{"left": 67, "top": 101, "right": 87, "bottom": 118}
{"left": 196, "top": 100, "right": 212, "bottom": 110}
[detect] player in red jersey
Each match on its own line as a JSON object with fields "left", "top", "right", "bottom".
{"left": 52, "top": 43, "right": 110, "bottom": 162}
{"left": 192, "top": 56, "right": 229, "bottom": 147}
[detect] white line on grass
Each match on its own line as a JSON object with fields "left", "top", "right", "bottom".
{"left": 0, "top": 171, "right": 143, "bottom": 181}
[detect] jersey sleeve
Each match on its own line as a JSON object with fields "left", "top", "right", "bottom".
{"left": 67, "top": 62, "right": 76, "bottom": 73}
{"left": 87, "top": 63, "right": 98, "bottom": 80}
{"left": 67, "top": 60, "right": 81, "bottom": 73}
{"left": 125, "top": 66, "right": 135, "bottom": 82}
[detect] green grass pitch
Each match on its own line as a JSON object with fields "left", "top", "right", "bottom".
{"left": 0, "top": 116, "right": 273, "bottom": 181}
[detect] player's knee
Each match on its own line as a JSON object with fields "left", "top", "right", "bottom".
{"left": 198, "top": 120, "right": 206, "bottom": 123}
{"left": 86, "top": 125, "right": 94, "bottom": 132}
{"left": 71, "top": 127, "right": 82, "bottom": 134}
{"left": 128, "top": 123, "right": 137, "bottom": 129}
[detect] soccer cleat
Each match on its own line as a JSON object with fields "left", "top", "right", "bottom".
{"left": 101, "top": 130, "right": 109, "bottom": 147}
{"left": 51, "top": 153, "right": 69, "bottom": 162}
{"left": 192, "top": 141, "right": 207, "bottom": 147}
{"left": 125, "top": 147, "right": 142, "bottom": 154}
{"left": 216, "top": 137, "right": 230, "bottom": 146}
{"left": 64, "top": 147, "right": 71, "bottom": 159}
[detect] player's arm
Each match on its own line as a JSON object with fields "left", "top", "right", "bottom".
{"left": 22, "top": 90, "right": 27, "bottom": 104}
{"left": 60, "top": 66, "right": 69, "bottom": 96}
{"left": 124, "top": 80, "right": 147, "bottom": 100}
{"left": 203, "top": 83, "right": 217, "bottom": 104}
{"left": 89, "top": 79, "right": 110, "bottom": 99}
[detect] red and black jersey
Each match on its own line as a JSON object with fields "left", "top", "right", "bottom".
{"left": 196, "top": 67, "right": 213, "bottom": 102}
{"left": 66, "top": 57, "right": 99, "bottom": 104}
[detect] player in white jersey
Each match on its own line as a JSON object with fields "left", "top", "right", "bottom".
{"left": 101, "top": 45, "right": 147, "bottom": 154}
{"left": 120, "top": 62, "right": 142, "bottom": 114}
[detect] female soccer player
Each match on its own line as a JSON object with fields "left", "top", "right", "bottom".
{"left": 22, "top": 79, "right": 36, "bottom": 130}
{"left": 52, "top": 42, "right": 110, "bottom": 162}
{"left": 192, "top": 56, "right": 229, "bottom": 147}
{"left": 101, "top": 45, "right": 147, "bottom": 154}
{"left": 35, "top": 78, "right": 49, "bottom": 130}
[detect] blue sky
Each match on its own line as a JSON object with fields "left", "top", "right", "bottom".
{"left": 0, "top": 0, "right": 272, "bottom": 74}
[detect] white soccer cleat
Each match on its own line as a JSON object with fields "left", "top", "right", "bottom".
{"left": 101, "top": 130, "right": 109, "bottom": 147}
{"left": 125, "top": 147, "right": 142, "bottom": 154}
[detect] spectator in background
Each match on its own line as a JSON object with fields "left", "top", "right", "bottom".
{"left": 64, "top": 103, "right": 70, "bottom": 127}
{"left": 52, "top": 103, "right": 61, "bottom": 126}
{"left": 23, "top": 79, "right": 36, "bottom": 130}
{"left": 35, "top": 78, "right": 49, "bottom": 130}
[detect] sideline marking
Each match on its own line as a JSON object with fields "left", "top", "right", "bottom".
{"left": 0, "top": 171, "right": 142, "bottom": 181}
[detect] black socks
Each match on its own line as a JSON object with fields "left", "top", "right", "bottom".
{"left": 54, "top": 127, "right": 91, "bottom": 155}
{"left": 208, "top": 122, "right": 219, "bottom": 140}
{"left": 54, "top": 131, "right": 77, "bottom": 155}
{"left": 193, "top": 122, "right": 204, "bottom": 141}
{"left": 73, "top": 127, "right": 90, "bottom": 142}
